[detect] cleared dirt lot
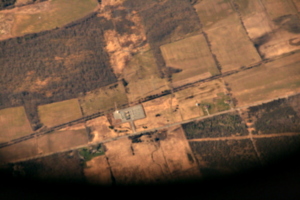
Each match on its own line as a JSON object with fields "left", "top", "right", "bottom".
{"left": 84, "top": 155, "right": 113, "bottom": 185}
{"left": 224, "top": 53, "right": 300, "bottom": 107}
{"left": 0, "top": 106, "right": 32, "bottom": 143}
{"left": 293, "top": 0, "right": 300, "bottom": 12}
{"left": 37, "top": 128, "right": 88, "bottom": 155}
{"left": 104, "top": 126, "right": 201, "bottom": 185}
{"left": 0, "top": 138, "right": 37, "bottom": 164}
{"left": 38, "top": 99, "right": 82, "bottom": 127}
{"left": 134, "top": 95, "right": 181, "bottom": 132}
{"left": 160, "top": 34, "right": 219, "bottom": 84}
{"left": 86, "top": 115, "right": 132, "bottom": 144}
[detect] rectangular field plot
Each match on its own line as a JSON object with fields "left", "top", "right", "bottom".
{"left": 0, "top": 138, "right": 37, "bottom": 164}
{"left": 189, "top": 139, "right": 261, "bottom": 177}
{"left": 193, "top": 0, "right": 235, "bottom": 30}
{"left": 261, "top": 0, "right": 298, "bottom": 20}
{"left": 13, "top": 0, "right": 98, "bottom": 36}
{"left": 205, "top": 14, "right": 261, "bottom": 72}
{"left": 0, "top": 107, "right": 32, "bottom": 143}
{"left": 79, "top": 82, "right": 128, "bottom": 116}
{"left": 224, "top": 53, "right": 300, "bottom": 107}
{"left": 182, "top": 112, "right": 248, "bottom": 139}
{"left": 255, "top": 135, "right": 300, "bottom": 165}
{"left": 134, "top": 95, "right": 182, "bottom": 132}
{"left": 160, "top": 34, "right": 220, "bottom": 85}
{"left": 174, "top": 79, "right": 231, "bottom": 120}
{"left": 38, "top": 99, "right": 82, "bottom": 127}
{"left": 235, "top": 0, "right": 300, "bottom": 59}
{"left": 234, "top": 0, "right": 275, "bottom": 39}
{"left": 123, "top": 50, "right": 169, "bottom": 102}
{"left": 37, "top": 127, "right": 88, "bottom": 155}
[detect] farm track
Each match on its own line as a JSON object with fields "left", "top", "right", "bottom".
{"left": 1, "top": 49, "right": 300, "bottom": 150}
{"left": 188, "top": 132, "right": 300, "bottom": 142}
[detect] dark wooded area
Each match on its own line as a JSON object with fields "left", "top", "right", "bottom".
{"left": 0, "top": 13, "right": 116, "bottom": 109}
{"left": 123, "top": 0, "right": 201, "bottom": 77}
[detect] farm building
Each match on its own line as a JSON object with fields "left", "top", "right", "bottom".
{"left": 113, "top": 104, "right": 146, "bottom": 123}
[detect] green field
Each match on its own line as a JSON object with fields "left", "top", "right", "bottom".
{"left": 224, "top": 53, "right": 300, "bottom": 106}
{"left": 38, "top": 99, "right": 82, "bottom": 127}
{"left": 0, "top": 106, "right": 32, "bottom": 143}
{"left": 122, "top": 49, "right": 169, "bottom": 102}
{"left": 79, "top": 82, "right": 128, "bottom": 116}
{"left": 13, "top": 0, "right": 98, "bottom": 36}
{"left": 160, "top": 34, "right": 220, "bottom": 83}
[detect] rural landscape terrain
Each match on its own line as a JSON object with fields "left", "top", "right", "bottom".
{"left": 0, "top": 0, "right": 300, "bottom": 193}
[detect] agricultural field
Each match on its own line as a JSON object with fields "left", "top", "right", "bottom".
{"left": 160, "top": 34, "right": 219, "bottom": 85}
{"left": 86, "top": 115, "right": 133, "bottom": 144}
{"left": 224, "top": 53, "right": 300, "bottom": 107}
{"left": 79, "top": 82, "right": 128, "bottom": 116}
{"left": 134, "top": 95, "right": 182, "bottom": 132}
{"left": 84, "top": 155, "right": 113, "bottom": 185}
{"left": 0, "top": 106, "right": 32, "bottom": 143}
{"left": 182, "top": 112, "right": 248, "bottom": 139}
{"left": 37, "top": 126, "right": 88, "bottom": 155}
{"left": 104, "top": 126, "right": 201, "bottom": 185}
{"left": 38, "top": 99, "right": 82, "bottom": 127}
{"left": 293, "top": 0, "right": 300, "bottom": 12}
{"left": 122, "top": 50, "right": 169, "bottom": 102}
{"left": 235, "top": 0, "right": 300, "bottom": 58}
{"left": 194, "top": 0, "right": 261, "bottom": 72}
{"left": 189, "top": 139, "right": 261, "bottom": 177}
{"left": 261, "top": 0, "right": 298, "bottom": 20}
{"left": 0, "top": 138, "right": 37, "bottom": 164}
{"left": 254, "top": 135, "right": 300, "bottom": 165}
{"left": 10, "top": 0, "right": 98, "bottom": 37}
{"left": 174, "top": 79, "right": 231, "bottom": 120}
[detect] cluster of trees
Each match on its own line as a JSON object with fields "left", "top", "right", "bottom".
{"left": 183, "top": 113, "right": 248, "bottom": 139}
{"left": 0, "top": 13, "right": 118, "bottom": 131}
{"left": 0, "top": 0, "right": 16, "bottom": 10}
{"left": 249, "top": 98, "right": 300, "bottom": 134}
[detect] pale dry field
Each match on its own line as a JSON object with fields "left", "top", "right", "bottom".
{"left": 134, "top": 95, "right": 181, "bottom": 132}
{"left": 261, "top": 0, "right": 298, "bottom": 20}
{"left": 160, "top": 34, "right": 219, "bottom": 84}
{"left": 293, "top": 0, "right": 300, "bottom": 12}
{"left": 38, "top": 98, "right": 82, "bottom": 127}
{"left": 122, "top": 50, "right": 169, "bottom": 102}
{"left": 236, "top": 0, "right": 300, "bottom": 58}
{"left": 0, "top": 106, "right": 32, "bottom": 143}
{"left": 103, "top": 126, "right": 201, "bottom": 185}
{"left": 224, "top": 52, "right": 300, "bottom": 106}
{"left": 84, "top": 155, "right": 113, "bottom": 185}
{"left": 79, "top": 82, "right": 128, "bottom": 116}
{"left": 86, "top": 115, "right": 132, "bottom": 144}
{"left": 195, "top": 0, "right": 261, "bottom": 72}
{"left": 37, "top": 128, "right": 88, "bottom": 155}
{"left": 0, "top": 138, "right": 37, "bottom": 164}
